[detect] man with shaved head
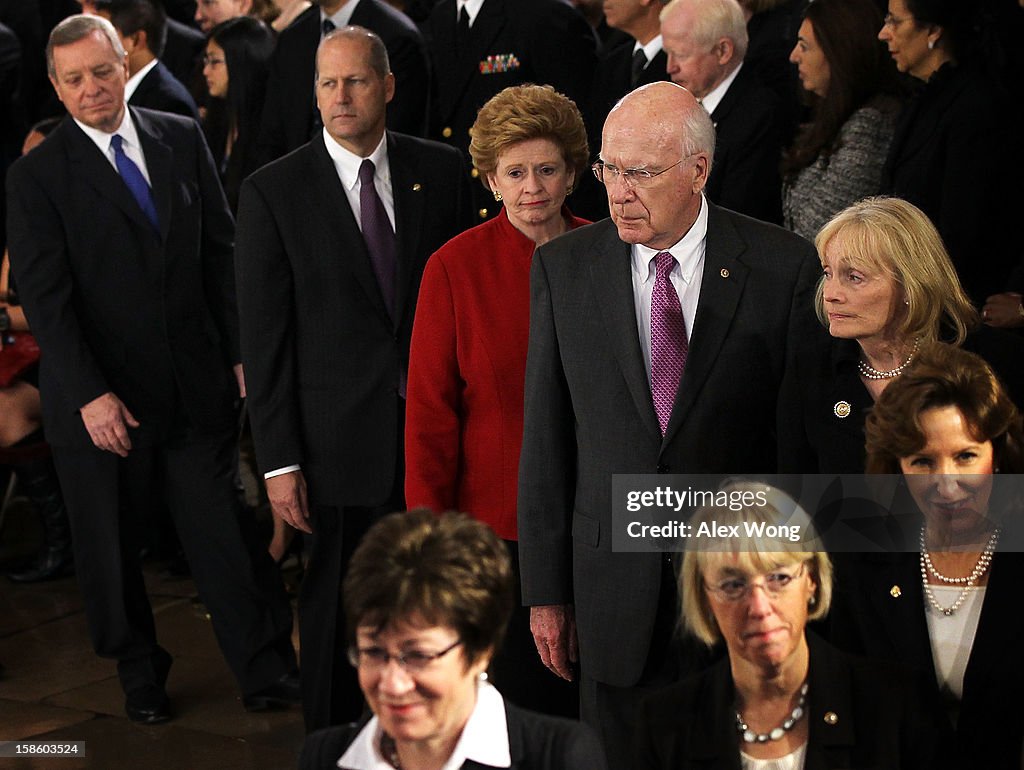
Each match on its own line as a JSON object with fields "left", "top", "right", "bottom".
{"left": 517, "top": 81, "right": 818, "bottom": 765}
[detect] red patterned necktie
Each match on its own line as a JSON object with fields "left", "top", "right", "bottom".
{"left": 651, "top": 251, "right": 688, "bottom": 435}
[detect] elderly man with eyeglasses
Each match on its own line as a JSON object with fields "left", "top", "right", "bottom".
{"left": 516, "top": 80, "right": 820, "bottom": 769}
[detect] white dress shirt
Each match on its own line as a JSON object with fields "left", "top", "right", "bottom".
{"left": 337, "top": 680, "right": 512, "bottom": 770}
{"left": 631, "top": 194, "right": 708, "bottom": 385}
{"left": 75, "top": 107, "right": 152, "bottom": 187}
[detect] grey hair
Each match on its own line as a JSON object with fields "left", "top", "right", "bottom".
{"left": 46, "top": 14, "right": 126, "bottom": 77}
{"left": 316, "top": 25, "right": 391, "bottom": 80}
{"left": 662, "top": 0, "right": 749, "bottom": 60}
{"left": 681, "top": 101, "right": 717, "bottom": 177}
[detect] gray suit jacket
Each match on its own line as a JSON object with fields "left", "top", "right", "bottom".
{"left": 517, "top": 202, "right": 818, "bottom": 686}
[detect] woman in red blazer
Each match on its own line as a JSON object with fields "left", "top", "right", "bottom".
{"left": 405, "top": 84, "right": 590, "bottom": 717}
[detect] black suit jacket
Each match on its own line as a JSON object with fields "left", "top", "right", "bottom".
{"left": 830, "top": 552, "right": 1024, "bottom": 769}
{"left": 882, "top": 63, "right": 1021, "bottom": 302}
{"left": 162, "top": 17, "right": 205, "bottom": 92}
{"left": 5, "top": 108, "right": 238, "bottom": 448}
{"left": 129, "top": 60, "right": 199, "bottom": 120}
{"left": 707, "top": 63, "right": 785, "bottom": 224}
{"left": 634, "top": 633, "right": 949, "bottom": 770}
{"left": 235, "top": 131, "right": 471, "bottom": 507}
{"left": 298, "top": 699, "right": 609, "bottom": 770}
{"left": 517, "top": 203, "right": 819, "bottom": 686}
{"left": 256, "top": 1, "right": 430, "bottom": 166}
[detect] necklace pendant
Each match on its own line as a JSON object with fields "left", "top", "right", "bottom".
{"left": 943, "top": 608, "right": 954, "bottom": 616}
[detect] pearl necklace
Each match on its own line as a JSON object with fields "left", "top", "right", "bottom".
{"left": 735, "top": 682, "right": 808, "bottom": 743}
{"left": 919, "top": 526, "right": 999, "bottom": 616}
{"left": 857, "top": 338, "right": 920, "bottom": 380}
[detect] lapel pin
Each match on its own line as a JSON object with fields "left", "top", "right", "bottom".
{"left": 824, "top": 712, "right": 838, "bottom": 726}
{"left": 720, "top": 268, "right": 729, "bottom": 278}
{"left": 833, "top": 401, "right": 851, "bottom": 418}
{"left": 890, "top": 585, "right": 901, "bottom": 598}
{"left": 412, "top": 183, "right": 422, "bottom": 191}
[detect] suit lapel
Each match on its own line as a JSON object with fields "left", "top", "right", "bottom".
{"left": 62, "top": 116, "right": 156, "bottom": 237}
{"left": 132, "top": 108, "right": 173, "bottom": 243}
{"left": 662, "top": 202, "right": 747, "bottom": 446}
{"left": 386, "top": 133, "right": 424, "bottom": 333}
{"left": 863, "top": 554, "right": 937, "bottom": 678}
{"left": 588, "top": 229, "right": 661, "bottom": 440}
{"left": 309, "top": 134, "right": 392, "bottom": 324}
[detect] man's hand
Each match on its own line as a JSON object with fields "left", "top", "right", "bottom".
{"left": 80, "top": 391, "right": 140, "bottom": 457}
{"left": 982, "top": 292, "right": 1024, "bottom": 328}
{"left": 232, "top": 363, "right": 246, "bottom": 398}
{"left": 530, "top": 603, "right": 578, "bottom": 681}
{"left": 265, "top": 470, "right": 312, "bottom": 534}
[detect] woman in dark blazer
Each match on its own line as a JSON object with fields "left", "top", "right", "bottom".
{"left": 634, "top": 481, "right": 946, "bottom": 770}
{"left": 777, "top": 197, "right": 1024, "bottom": 473}
{"left": 878, "top": 0, "right": 1021, "bottom": 304}
{"left": 404, "top": 84, "right": 589, "bottom": 716}
{"left": 830, "top": 343, "right": 1024, "bottom": 769}
{"left": 298, "top": 511, "right": 607, "bottom": 770}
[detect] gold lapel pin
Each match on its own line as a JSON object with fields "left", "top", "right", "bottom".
{"left": 824, "top": 712, "right": 839, "bottom": 725}
{"left": 890, "top": 585, "right": 901, "bottom": 598}
{"left": 833, "top": 401, "right": 851, "bottom": 418}
{"left": 412, "top": 183, "right": 422, "bottom": 192}
{"left": 720, "top": 268, "right": 729, "bottom": 278}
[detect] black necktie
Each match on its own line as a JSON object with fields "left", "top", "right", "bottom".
{"left": 358, "top": 159, "right": 398, "bottom": 317}
{"left": 631, "top": 48, "right": 647, "bottom": 88}
{"left": 322, "top": 18, "right": 335, "bottom": 36}
{"left": 456, "top": 5, "right": 470, "bottom": 55}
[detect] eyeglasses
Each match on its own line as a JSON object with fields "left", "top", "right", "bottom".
{"left": 202, "top": 55, "right": 225, "bottom": 67}
{"left": 704, "top": 562, "right": 807, "bottom": 602}
{"left": 347, "top": 639, "right": 462, "bottom": 672}
{"left": 881, "top": 13, "right": 911, "bottom": 28}
{"left": 591, "top": 155, "right": 695, "bottom": 188}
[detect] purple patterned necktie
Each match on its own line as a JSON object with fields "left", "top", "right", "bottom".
{"left": 651, "top": 251, "right": 688, "bottom": 435}
{"left": 358, "top": 159, "right": 398, "bottom": 317}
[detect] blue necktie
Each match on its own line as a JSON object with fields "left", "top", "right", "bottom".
{"left": 110, "top": 134, "right": 159, "bottom": 233}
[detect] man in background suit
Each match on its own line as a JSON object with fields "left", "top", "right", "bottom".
{"left": 256, "top": 0, "right": 429, "bottom": 166}
{"left": 236, "top": 26, "right": 471, "bottom": 731}
{"left": 517, "top": 81, "right": 817, "bottom": 767}
{"left": 5, "top": 14, "right": 297, "bottom": 725}
{"left": 661, "top": 0, "right": 785, "bottom": 224}
{"left": 425, "top": 0, "right": 596, "bottom": 221}
{"left": 98, "top": 0, "right": 199, "bottom": 119}
{"left": 576, "top": 0, "right": 671, "bottom": 220}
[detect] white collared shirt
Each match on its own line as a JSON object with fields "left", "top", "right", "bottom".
{"left": 124, "top": 58, "right": 158, "bottom": 102}
{"left": 631, "top": 194, "right": 708, "bottom": 384}
{"left": 337, "top": 680, "right": 512, "bottom": 770}
{"left": 75, "top": 107, "right": 152, "bottom": 186}
{"left": 633, "top": 34, "right": 663, "bottom": 68}
{"left": 699, "top": 61, "right": 742, "bottom": 116}
{"left": 321, "top": 128, "right": 395, "bottom": 231}
{"left": 322, "top": 0, "right": 361, "bottom": 33}
{"left": 457, "top": 0, "right": 486, "bottom": 27}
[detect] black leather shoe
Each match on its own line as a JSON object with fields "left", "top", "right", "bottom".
{"left": 242, "top": 671, "right": 301, "bottom": 712}
{"left": 125, "top": 686, "right": 172, "bottom": 724}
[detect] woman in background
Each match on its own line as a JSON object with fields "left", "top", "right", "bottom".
{"left": 782, "top": 0, "right": 900, "bottom": 240}
{"left": 202, "top": 16, "right": 275, "bottom": 212}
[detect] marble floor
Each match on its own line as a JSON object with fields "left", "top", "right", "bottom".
{"left": 0, "top": 485, "right": 306, "bottom": 770}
